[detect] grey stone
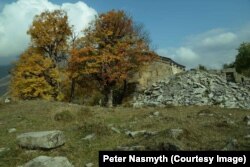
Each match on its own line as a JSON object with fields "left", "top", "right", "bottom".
{"left": 117, "top": 145, "right": 145, "bottom": 151}
{"left": 153, "top": 111, "right": 160, "bottom": 117}
{"left": 111, "top": 127, "right": 121, "bottom": 134}
{"left": 8, "top": 128, "right": 17, "bottom": 133}
{"left": 0, "top": 147, "right": 10, "bottom": 155}
{"left": 83, "top": 134, "right": 95, "bottom": 140}
{"left": 168, "top": 129, "right": 184, "bottom": 139}
{"left": 244, "top": 135, "right": 250, "bottom": 139}
{"left": 144, "top": 131, "right": 158, "bottom": 137}
{"left": 247, "top": 121, "right": 250, "bottom": 126}
{"left": 132, "top": 70, "right": 250, "bottom": 109}
{"left": 222, "top": 138, "right": 238, "bottom": 151}
{"left": 224, "top": 119, "right": 235, "bottom": 126}
{"left": 4, "top": 98, "right": 10, "bottom": 103}
{"left": 85, "top": 163, "right": 94, "bottom": 167}
{"left": 198, "top": 113, "right": 214, "bottom": 117}
{"left": 21, "top": 156, "right": 74, "bottom": 167}
{"left": 17, "top": 130, "right": 65, "bottom": 149}
{"left": 125, "top": 130, "right": 146, "bottom": 137}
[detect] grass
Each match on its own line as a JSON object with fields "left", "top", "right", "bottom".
{"left": 0, "top": 100, "right": 250, "bottom": 166}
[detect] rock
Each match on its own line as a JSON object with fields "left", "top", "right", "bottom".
{"left": 125, "top": 130, "right": 146, "bottom": 138}
{"left": 4, "top": 98, "right": 10, "bottom": 103}
{"left": 83, "top": 134, "right": 95, "bottom": 140}
{"left": 153, "top": 111, "right": 160, "bottom": 117}
{"left": 132, "top": 102, "right": 143, "bottom": 108}
{"left": 24, "top": 150, "right": 37, "bottom": 154}
{"left": 21, "top": 156, "right": 74, "bottom": 167}
{"left": 0, "top": 147, "right": 10, "bottom": 155}
{"left": 244, "top": 135, "right": 250, "bottom": 139}
{"left": 198, "top": 109, "right": 214, "bottom": 117}
{"left": 117, "top": 145, "right": 145, "bottom": 151}
{"left": 222, "top": 138, "right": 238, "bottom": 151}
{"left": 111, "top": 127, "right": 121, "bottom": 134}
{"left": 144, "top": 131, "right": 158, "bottom": 137}
{"left": 247, "top": 121, "right": 250, "bottom": 126}
{"left": 85, "top": 163, "right": 94, "bottom": 167}
{"left": 8, "top": 128, "right": 17, "bottom": 133}
{"left": 168, "top": 129, "right": 184, "bottom": 139}
{"left": 133, "top": 70, "right": 250, "bottom": 109}
{"left": 223, "top": 119, "right": 235, "bottom": 126}
{"left": 17, "top": 130, "right": 65, "bottom": 149}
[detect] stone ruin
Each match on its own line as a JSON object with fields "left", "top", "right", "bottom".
{"left": 133, "top": 70, "right": 250, "bottom": 109}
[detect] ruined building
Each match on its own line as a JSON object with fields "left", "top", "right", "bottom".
{"left": 129, "top": 55, "right": 185, "bottom": 91}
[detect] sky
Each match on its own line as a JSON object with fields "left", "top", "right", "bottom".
{"left": 0, "top": 0, "right": 250, "bottom": 68}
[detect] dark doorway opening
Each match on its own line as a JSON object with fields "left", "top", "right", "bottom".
{"left": 226, "top": 72, "right": 236, "bottom": 82}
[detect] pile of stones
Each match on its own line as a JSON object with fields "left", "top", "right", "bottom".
{"left": 133, "top": 70, "right": 250, "bottom": 109}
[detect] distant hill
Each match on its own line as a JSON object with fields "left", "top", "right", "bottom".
{"left": 0, "top": 75, "right": 10, "bottom": 96}
{"left": 0, "top": 65, "right": 12, "bottom": 96}
{"left": 0, "top": 65, "right": 12, "bottom": 78}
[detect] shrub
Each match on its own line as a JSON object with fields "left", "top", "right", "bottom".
{"left": 54, "top": 110, "right": 74, "bottom": 122}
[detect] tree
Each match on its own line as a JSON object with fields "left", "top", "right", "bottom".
{"left": 222, "top": 62, "right": 235, "bottom": 69}
{"left": 11, "top": 48, "right": 63, "bottom": 100}
{"left": 68, "top": 10, "right": 154, "bottom": 106}
{"left": 235, "top": 42, "right": 250, "bottom": 77}
{"left": 27, "top": 10, "right": 72, "bottom": 63}
{"left": 198, "top": 64, "right": 207, "bottom": 71}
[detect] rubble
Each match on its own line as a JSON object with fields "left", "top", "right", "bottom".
{"left": 133, "top": 70, "right": 250, "bottom": 109}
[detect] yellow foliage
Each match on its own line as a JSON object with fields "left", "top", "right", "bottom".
{"left": 27, "top": 9, "right": 72, "bottom": 63}
{"left": 11, "top": 48, "right": 62, "bottom": 100}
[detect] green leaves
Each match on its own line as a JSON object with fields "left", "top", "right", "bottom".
{"left": 235, "top": 42, "right": 250, "bottom": 76}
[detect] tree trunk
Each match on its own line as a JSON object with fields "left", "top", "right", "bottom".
{"left": 107, "top": 89, "right": 113, "bottom": 107}
{"left": 69, "top": 78, "right": 75, "bottom": 102}
{"left": 122, "top": 79, "right": 127, "bottom": 97}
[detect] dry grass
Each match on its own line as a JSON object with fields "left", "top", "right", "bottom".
{"left": 0, "top": 100, "right": 250, "bottom": 166}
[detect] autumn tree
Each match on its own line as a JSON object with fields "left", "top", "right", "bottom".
{"left": 11, "top": 48, "right": 63, "bottom": 100}
{"left": 68, "top": 10, "right": 154, "bottom": 106}
{"left": 27, "top": 10, "right": 72, "bottom": 63}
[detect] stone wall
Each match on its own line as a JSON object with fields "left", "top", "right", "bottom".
{"left": 129, "top": 58, "right": 185, "bottom": 91}
{"left": 222, "top": 68, "right": 250, "bottom": 84}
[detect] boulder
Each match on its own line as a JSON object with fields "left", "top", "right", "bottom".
{"left": 168, "top": 129, "right": 184, "bottom": 139}
{"left": 4, "top": 98, "right": 10, "bottom": 103}
{"left": 222, "top": 138, "right": 238, "bottom": 151}
{"left": 85, "top": 163, "right": 94, "bottom": 167}
{"left": 82, "top": 134, "right": 95, "bottom": 140}
{"left": 0, "top": 147, "right": 10, "bottom": 155}
{"left": 117, "top": 145, "right": 145, "bottom": 151}
{"left": 17, "top": 130, "right": 65, "bottom": 149}
{"left": 110, "top": 127, "right": 121, "bottom": 134}
{"left": 20, "top": 156, "right": 74, "bottom": 167}
{"left": 8, "top": 128, "right": 17, "bottom": 133}
{"left": 125, "top": 130, "right": 146, "bottom": 138}
{"left": 244, "top": 135, "right": 250, "bottom": 139}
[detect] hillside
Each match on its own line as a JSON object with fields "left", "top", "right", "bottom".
{"left": 0, "top": 65, "right": 12, "bottom": 96}
{"left": 0, "top": 75, "right": 10, "bottom": 96}
{"left": 0, "top": 65, "right": 12, "bottom": 78}
{"left": 0, "top": 100, "right": 250, "bottom": 166}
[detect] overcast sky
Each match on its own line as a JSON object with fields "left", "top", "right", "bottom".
{"left": 0, "top": 0, "right": 250, "bottom": 68}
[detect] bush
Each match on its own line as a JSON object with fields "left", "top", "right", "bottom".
{"left": 54, "top": 110, "right": 74, "bottom": 122}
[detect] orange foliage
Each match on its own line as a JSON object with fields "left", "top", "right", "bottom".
{"left": 27, "top": 10, "right": 72, "bottom": 63}
{"left": 69, "top": 10, "right": 155, "bottom": 87}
